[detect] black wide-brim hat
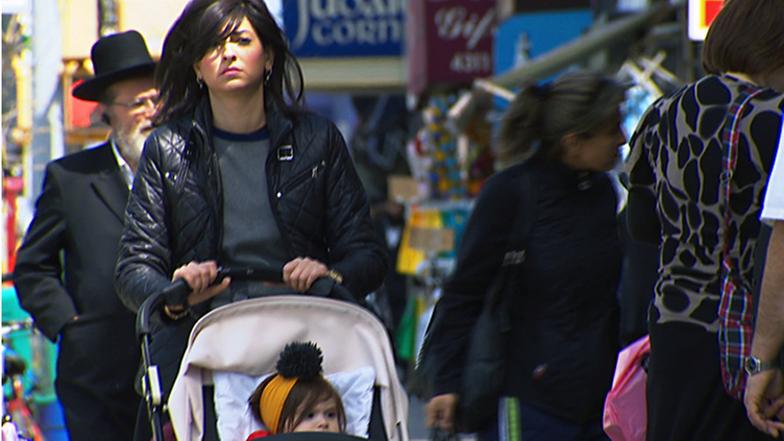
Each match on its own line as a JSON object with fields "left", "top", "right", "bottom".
{"left": 72, "top": 30, "right": 156, "bottom": 102}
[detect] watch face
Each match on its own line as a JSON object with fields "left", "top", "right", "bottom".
{"left": 745, "top": 356, "right": 776, "bottom": 374}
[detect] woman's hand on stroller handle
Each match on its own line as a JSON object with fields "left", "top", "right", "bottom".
{"left": 167, "top": 262, "right": 288, "bottom": 307}
{"left": 163, "top": 260, "right": 354, "bottom": 312}
{"left": 171, "top": 261, "right": 231, "bottom": 308}
{"left": 283, "top": 257, "right": 334, "bottom": 293}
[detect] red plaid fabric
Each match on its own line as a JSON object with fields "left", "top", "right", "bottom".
{"left": 717, "top": 85, "right": 765, "bottom": 400}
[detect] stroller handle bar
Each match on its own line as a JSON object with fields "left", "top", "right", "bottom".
{"left": 136, "top": 265, "right": 284, "bottom": 337}
{"left": 136, "top": 265, "right": 356, "bottom": 337}
{"left": 136, "top": 278, "right": 191, "bottom": 337}
{"left": 217, "top": 266, "right": 283, "bottom": 283}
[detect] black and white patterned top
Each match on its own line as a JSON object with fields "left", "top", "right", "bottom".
{"left": 625, "top": 74, "right": 784, "bottom": 331}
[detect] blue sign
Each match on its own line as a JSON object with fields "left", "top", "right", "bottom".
{"left": 283, "top": 0, "right": 405, "bottom": 58}
{"left": 494, "top": 10, "right": 594, "bottom": 76}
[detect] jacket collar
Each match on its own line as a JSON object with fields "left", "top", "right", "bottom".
{"left": 530, "top": 156, "right": 600, "bottom": 192}
{"left": 191, "top": 95, "right": 293, "bottom": 150}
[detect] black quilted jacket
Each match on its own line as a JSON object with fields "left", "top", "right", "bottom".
{"left": 114, "top": 97, "right": 387, "bottom": 312}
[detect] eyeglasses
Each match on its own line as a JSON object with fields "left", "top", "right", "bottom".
{"left": 107, "top": 95, "right": 159, "bottom": 111}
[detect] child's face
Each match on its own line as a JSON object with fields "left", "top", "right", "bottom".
{"left": 291, "top": 399, "right": 340, "bottom": 433}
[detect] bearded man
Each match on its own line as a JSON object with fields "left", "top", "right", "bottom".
{"left": 13, "top": 30, "right": 156, "bottom": 441}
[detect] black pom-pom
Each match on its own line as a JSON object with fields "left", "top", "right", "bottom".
{"left": 276, "top": 341, "right": 323, "bottom": 381}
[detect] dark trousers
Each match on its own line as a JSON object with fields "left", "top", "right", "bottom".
{"left": 646, "top": 321, "right": 768, "bottom": 441}
{"left": 55, "top": 318, "right": 140, "bottom": 441}
{"left": 478, "top": 399, "right": 608, "bottom": 441}
{"left": 56, "top": 378, "right": 139, "bottom": 441}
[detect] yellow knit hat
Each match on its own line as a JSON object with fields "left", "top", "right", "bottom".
{"left": 258, "top": 342, "right": 325, "bottom": 433}
{"left": 259, "top": 374, "right": 298, "bottom": 433}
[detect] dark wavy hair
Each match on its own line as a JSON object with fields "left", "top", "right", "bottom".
{"left": 154, "top": 0, "right": 304, "bottom": 124}
{"left": 497, "top": 71, "right": 627, "bottom": 167}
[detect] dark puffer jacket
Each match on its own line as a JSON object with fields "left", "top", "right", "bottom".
{"left": 428, "top": 159, "right": 621, "bottom": 424}
{"left": 115, "top": 97, "right": 388, "bottom": 312}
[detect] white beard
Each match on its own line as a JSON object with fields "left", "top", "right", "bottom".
{"left": 114, "top": 126, "right": 147, "bottom": 167}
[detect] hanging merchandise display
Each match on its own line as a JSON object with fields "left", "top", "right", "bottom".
{"left": 396, "top": 201, "right": 471, "bottom": 277}
{"left": 407, "top": 94, "right": 494, "bottom": 201}
{"left": 394, "top": 88, "right": 498, "bottom": 364}
{"left": 417, "top": 95, "right": 465, "bottom": 200}
{"left": 394, "top": 199, "right": 472, "bottom": 364}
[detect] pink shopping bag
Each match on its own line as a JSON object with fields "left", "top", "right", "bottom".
{"left": 603, "top": 335, "right": 650, "bottom": 441}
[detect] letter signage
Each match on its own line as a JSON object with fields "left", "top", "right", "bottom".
{"left": 283, "top": 0, "right": 405, "bottom": 57}
{"left": 407, "top": 0, "right": 496, "bottom": 95}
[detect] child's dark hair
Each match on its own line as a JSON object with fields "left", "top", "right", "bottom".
{"left": 248, "top": 342, "right": 347, "bottom": 434}
{"left": 249, "top": 375, "right": 347, "bottom": 433}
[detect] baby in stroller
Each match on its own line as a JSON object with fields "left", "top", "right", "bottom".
{"left": 247, "top": 342, "right": 346, "bottom": 439}
{"left": 164, "top": 295, "right": 409, "bottom": 441}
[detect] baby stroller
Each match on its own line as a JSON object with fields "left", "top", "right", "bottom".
{"left": 136, "top": 269, "right": 409, "bottom": 441}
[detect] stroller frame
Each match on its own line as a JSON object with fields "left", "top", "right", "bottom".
{"left": 136, "top": 277, "right": 409, "bottom": 441}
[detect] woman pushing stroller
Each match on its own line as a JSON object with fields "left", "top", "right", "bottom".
{"left": 113, "top": 0, "right": 387, "bottom": 437}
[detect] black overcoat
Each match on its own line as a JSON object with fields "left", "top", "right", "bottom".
{"left": 14, "top": 142, "right": 140, "bottom": 441}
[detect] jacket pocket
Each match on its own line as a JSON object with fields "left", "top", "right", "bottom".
{"left": 278, "top": 160, "right": 326, "bottom": 196}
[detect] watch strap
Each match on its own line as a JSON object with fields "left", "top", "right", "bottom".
{"left": 746, "top": 356, "right": 777, "bottom": 374}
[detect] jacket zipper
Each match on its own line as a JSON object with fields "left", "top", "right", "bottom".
{"left": 270, "top": 158, "right": 326, "bottom": 262}
{"left": 266, "top": 137, "right": 297, "bottom": 261}
{"left": 275, "top": 160, "right": 326, "bottom": 198}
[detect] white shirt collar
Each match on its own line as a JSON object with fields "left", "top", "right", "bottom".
{"left": 110, "top": 137, "right": 135, "bottom": 190}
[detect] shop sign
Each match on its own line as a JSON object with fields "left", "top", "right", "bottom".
{"left": 283, "top": 0, "right": 405, "bottom": 57}
{"left": 408, "top": 0, "right": 497, "bottom": 95}
{"left": 507, "top": 0, "right": 590, "bottom": 12}
{"left": 688, "top": 0, "right": 724, "bottom": 41}
{"left": 494, "top": 10, "right": 593, "bottom": 76}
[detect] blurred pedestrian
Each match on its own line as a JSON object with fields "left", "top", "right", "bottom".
{"left": 425, "top": 71, "right": 627, "bottom": 440}
{"left": 13, "top": 30, "right": 156, "bottom": 441}
{"left": 625, "top": 0, "right": 784, "bottom": 439}
{"left": 350, "top": 95, "right": 411, "bottom": 332}
{"left": 113, "top": 0, "right": 386, "bottom": 437}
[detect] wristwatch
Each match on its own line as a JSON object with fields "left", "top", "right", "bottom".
{"left": 326, "top": 269, "right": 343, "bottom": 285}
{"left": 745, "top": 355, "right": 777, "bottom": 375}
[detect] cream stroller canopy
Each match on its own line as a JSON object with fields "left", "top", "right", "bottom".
{"left": 167, "top": 295, "right": 409, "bottom": 441}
